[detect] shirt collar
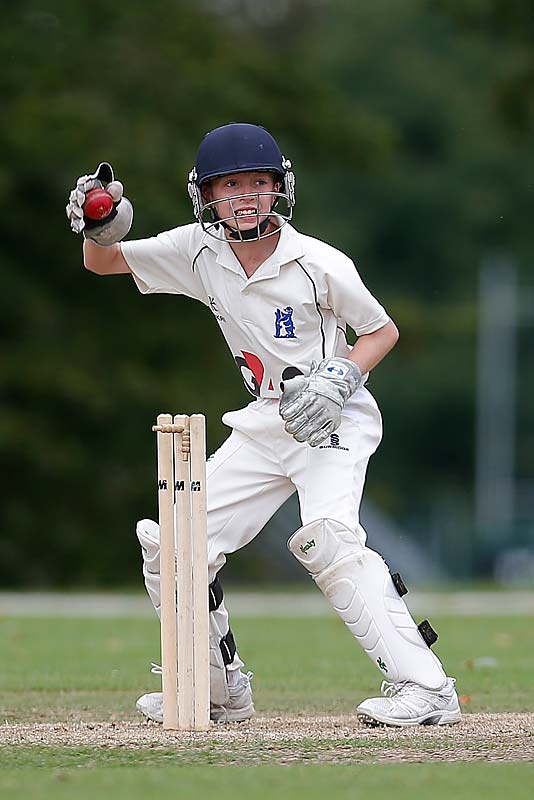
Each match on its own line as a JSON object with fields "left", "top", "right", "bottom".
{"left": 201, "top": 221, "right": 305, "bottom": 279}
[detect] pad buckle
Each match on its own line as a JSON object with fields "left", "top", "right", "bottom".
{"left": 418, "top": 619, "right": 438, "bottom": 647}
{"left": 391, "top": 572, "right": 408, "bottom": 597}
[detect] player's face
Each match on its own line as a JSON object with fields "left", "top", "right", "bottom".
{"left": 204, "top": 172, "right": 280, "bottom": 236}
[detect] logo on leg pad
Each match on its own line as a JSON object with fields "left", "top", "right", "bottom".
{"left": 377, "top": 657, "right": 388, "bottom": 673}
{"left": 299, "top": 539, "right": 316, "bottom": 554}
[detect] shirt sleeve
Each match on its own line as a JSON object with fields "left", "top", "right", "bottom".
{"left": 121, "top": 224, "right": 208, "bottom": 303}
{"left": 322, "top": 252, "right": 390, "bottom": 336}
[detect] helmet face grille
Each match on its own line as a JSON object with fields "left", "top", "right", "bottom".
{"left": 187, "top": 124, "right": 296, "bottom": 241}
{"left": 198, "top": 191, "right": 293, "bottom": 242}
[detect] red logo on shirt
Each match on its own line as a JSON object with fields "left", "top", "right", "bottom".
{"left": 234, "top": 351, "right": 264, "bottom": 396}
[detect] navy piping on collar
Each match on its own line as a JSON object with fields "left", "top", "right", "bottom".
{"left": 295, "top": 258, "right": 326, "bottom": 359}
{"left": 192, "top": 245, "right": 209, "bottom": 272}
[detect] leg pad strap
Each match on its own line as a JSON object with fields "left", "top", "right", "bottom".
{"left": 209, "top": 576, "right": 223, "bottom": 612}
{"left": 220, "top": 629, "right": 237, "bottom": 666}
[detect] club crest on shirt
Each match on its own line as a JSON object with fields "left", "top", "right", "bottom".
{"left": 274, "top": 306, "right": 296, "bottom": 339}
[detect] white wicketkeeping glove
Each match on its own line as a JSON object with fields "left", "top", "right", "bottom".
{"left": 279, "top": 357, "right": 362, "bottom": 447}
{"left": 65, "top": 162, "right": 133, "bottom": 245}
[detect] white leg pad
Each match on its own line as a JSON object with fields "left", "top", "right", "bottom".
{"left": 136, "top": 519, "right": 162, "bottom": 614}
{"left": 136, "top": 518, "right": 230, "bottom": 705}
{"left": 288, "top": 518, "right": 447, "bottom": 689}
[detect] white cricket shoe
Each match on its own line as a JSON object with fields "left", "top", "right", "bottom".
{"left": 136, "top": 691, "right": 165, "bottom": 723}
{"left": 136, "top": 671, "right": 254, "bottom": 724}
{"left": 357, "top": 677, "right": 462, "bottom": 727}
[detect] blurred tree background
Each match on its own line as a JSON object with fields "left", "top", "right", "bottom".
{"left": 1, "top": 0, "right": 532, "bottom": 586}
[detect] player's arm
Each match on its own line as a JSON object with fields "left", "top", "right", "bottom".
{"left": 279, "top": 255, "right": 398, "bottom": 447}
{"left": 347, "top": 319, "right": 399, "bottom": 374}
{"left": 83, "top": 240, "right": 131, "bottom": 275}
{"left": 66, "top": 162, "right": 134, "bottom": 275}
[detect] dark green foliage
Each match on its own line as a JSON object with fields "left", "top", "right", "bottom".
{"left": 430, "top": 0, "right": 534, "bottom": 134}
{"left": 1, "top": 1, "right": 531, "bottom": 585}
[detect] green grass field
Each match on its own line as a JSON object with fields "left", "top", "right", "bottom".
{"left": 1, "top": 607, "right": 533, "bottom": 798}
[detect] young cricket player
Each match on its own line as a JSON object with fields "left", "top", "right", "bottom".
{"left": 66, "top": 123, "right": 461, "bottom": 727}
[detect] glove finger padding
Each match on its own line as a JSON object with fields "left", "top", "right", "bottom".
{"left": 307, "top": 418, "right": 338, "bottom": 447}
{"left": 279, "top": 375, "right": 309, "bottom": 420}
{"left": 289, "top": 401, "right": 341, "bottom": 444}
{"left": 283, "top": 394, "right": 329, "bottom": 435}
{"left": 105, "top": 180, "right": 124, "bottom": 202}
{"left": 281, "top": 392, "right": 321, "bottom": 425}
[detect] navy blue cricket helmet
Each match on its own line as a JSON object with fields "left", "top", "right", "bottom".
{"left": 194, "top": 123, "right": 286, "bottom": 184}
{"left": 187, "top": 123, "right": 295, "bottom": 241}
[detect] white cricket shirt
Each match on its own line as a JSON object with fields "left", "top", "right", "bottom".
{"left": 121, "top": 222, "right": 389, "bottom": 398}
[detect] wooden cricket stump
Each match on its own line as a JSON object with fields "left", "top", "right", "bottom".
{"left": 152, "top": 413, "right": 210, "bottom": 731}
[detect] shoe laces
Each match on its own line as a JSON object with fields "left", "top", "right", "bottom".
{"left": 228, "top": 670, "right": 254, "bottom": 695}
{"left": 380, "top": 679, "right": 453, "bottom": 700}
{"left": 381, "top": 680, "right": 429, "bottom": 699}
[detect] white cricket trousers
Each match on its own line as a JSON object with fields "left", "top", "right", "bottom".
{"left": 208, "top": 390, "right": 382, "bottom": 669}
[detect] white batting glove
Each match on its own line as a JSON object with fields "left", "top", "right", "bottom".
{"left": 279, "top": 357, "right": 362, "bottom": 447}
{"left": 66, "top": 162, "right": 133, "bottom": 244}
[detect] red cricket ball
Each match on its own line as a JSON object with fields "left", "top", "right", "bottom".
{"left": 83, "top": 188, "right": 114, "bottom": 220}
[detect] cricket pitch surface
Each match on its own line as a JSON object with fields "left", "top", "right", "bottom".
{"left": 2, "top": 713, "right": 534, "bottom": 763}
